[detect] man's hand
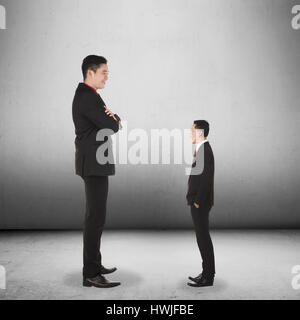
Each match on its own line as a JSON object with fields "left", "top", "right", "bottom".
{"left": 193, "top": 202, "right": 199, "bottom": 208}
{"left": 104, "top": 106, "right": 118, "bottom": 121}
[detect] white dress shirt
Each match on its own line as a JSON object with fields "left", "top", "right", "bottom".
{"left": 195, "top": 139, "right": 209, "bottom": 153}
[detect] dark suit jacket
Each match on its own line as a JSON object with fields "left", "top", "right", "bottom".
{"left": 72, "top": 83, "right": 119, "bottom": 177}
{"left": 186, "top": 141, "right": 214, "bottom": 207}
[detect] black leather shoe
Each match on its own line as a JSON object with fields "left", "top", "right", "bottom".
{"left": 100, "top": 266, "right": 117, "bottom": 275}
{"left": 83, "top": 275, "right": 121, "bottom": 288}
{"left": 188, "top": 273, "right": 202, "bottom": 283}
{"left": 187, "top": 276, "right": 214, "bottom": 287}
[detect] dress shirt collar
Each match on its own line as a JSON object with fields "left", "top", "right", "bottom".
{"left": 195, "top": 139, "right": 208, "bottom": 153}
{"left": 82, "top": 82, "right": 98, "bottom": 95}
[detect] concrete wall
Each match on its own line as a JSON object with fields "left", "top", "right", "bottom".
{"left": 0, "top": 0, "right": 299, "bottom": 229}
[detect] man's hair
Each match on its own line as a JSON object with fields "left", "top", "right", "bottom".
{"left": 81, "top": 55, "right": 107, "bottom": 79}
{"left": 194, "top": 120, "right": 209, "bottom": 137}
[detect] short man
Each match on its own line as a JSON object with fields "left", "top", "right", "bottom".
{"left": 72, "top": 55, "right": 121, "bottom": 288}
{"left": 186, "top": 120, "right": 215, "bottom": 287}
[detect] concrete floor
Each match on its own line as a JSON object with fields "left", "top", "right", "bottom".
{"left": 0, "top": 230, "right": 300, "bottom": 300}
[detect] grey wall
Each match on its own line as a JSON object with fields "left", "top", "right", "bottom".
{"left": 0, "top": 0, "right": 299, "bottom": 229}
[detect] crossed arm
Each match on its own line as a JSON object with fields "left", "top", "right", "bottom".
{"left": 81, "top": 93, "right": 120, "bottom": 133}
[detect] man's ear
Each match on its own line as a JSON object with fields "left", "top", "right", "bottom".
{"left": 196, "top": 128, "right": 203, "bottom": 137}
{"left": 87, "top": 69, "right": 93, "bottom": 78}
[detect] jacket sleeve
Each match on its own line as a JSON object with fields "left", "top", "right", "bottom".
{"left": 194, "top": 150, "right": 213, "bottom": 205}
{"left": 80, "top": 93, "right": 119, "bottom": 133}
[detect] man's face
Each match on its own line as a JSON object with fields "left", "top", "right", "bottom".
{"left": 191, "top": 124, "right": 203, "bottom": 144}
{"left": 90, "top": 64, "right": 109, "bottom": 89}
{"left": 191, "top": 124, "right": 197, "bottom": 144}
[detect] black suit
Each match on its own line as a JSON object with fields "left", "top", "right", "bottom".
{"left": 72, "top": 83, "right": 119, "bottom": 177}
{"left": 186, "top": 141, "right": 215, "bottom": 278}
{"left": 72, "top": 82, "right": 120, "bottom": 278}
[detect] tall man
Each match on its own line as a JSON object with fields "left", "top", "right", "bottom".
{"left": 72, "top": 55, "right": 121, "bottom": 288}
{"left": 186, "top": 120, "right": 215, "bottom": 287}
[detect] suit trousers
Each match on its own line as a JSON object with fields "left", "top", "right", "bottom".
{"left": 190, "top": 203, "right": 215, "bottom": 278}
{"left": 82, "top": 175, "right": 108, "bottom": 278}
